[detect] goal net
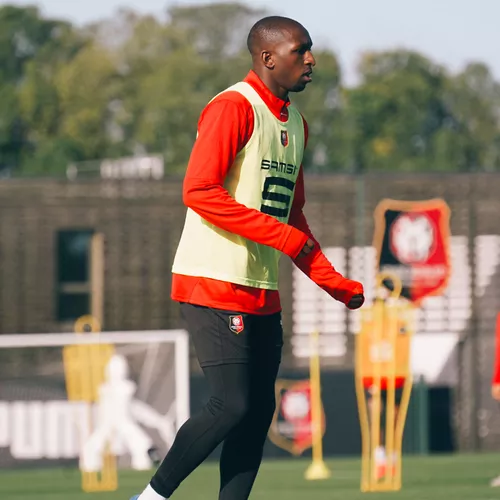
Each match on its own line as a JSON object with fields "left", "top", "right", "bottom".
{"left": 0, "top": 329, "right": 190, "bottom": 470}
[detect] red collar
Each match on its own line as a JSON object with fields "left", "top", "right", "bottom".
{"left": 243, "top": 70, "right": 289, "bottom": 122}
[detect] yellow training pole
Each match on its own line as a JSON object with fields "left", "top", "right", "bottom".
{"left": 304, "top": 330, "right": 331, "bottom": 480}
{"left": 355, "top": 307, "right": 371, "bottom": 492}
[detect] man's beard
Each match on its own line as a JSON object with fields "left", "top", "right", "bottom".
{"left": 290, "top": 82, "right": 307, "bottom": 93}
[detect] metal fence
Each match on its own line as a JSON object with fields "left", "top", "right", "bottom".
{"left": 0, "top": 172, "right": 499, "bottom": 452}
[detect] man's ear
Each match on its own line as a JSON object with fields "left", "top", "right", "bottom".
{"left": 261, "top": 50, "right": 275, "bottom": 70}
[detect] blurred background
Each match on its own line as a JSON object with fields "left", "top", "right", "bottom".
{"left": 0, "top": 0, "right": 499, "bottom": 498}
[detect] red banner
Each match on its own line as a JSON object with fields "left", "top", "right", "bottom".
{"left": 373, "top": 198, "right": 452, "bottom": 304}
{"left": 268, "top": 379, "right": 325, "bottom": 456}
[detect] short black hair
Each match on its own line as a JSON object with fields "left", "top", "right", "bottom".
{"left": 247, "top": 16, "right": 305, "bottom": 56}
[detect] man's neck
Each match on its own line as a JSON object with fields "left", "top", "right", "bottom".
{"left": 251, "top": 68, "right": 288, "bottom": 101}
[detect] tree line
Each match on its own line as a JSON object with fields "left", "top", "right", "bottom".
{"left": 1, "top": 2, "right": 499, "bottom": 177}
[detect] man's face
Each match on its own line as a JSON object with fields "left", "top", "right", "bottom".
{"left": 269, "top": 26, "right": 316, "bottom": 93}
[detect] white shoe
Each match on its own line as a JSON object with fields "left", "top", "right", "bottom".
{"left": 490, "top": 475, "right": 500, "bottom": 487}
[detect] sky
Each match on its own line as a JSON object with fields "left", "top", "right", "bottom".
{"left": 2, "top": 0, "right": 499, "bottom": 85}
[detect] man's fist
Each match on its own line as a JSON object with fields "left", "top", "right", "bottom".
{"left": 335, "top": 278, "right": 364, "bottom": 309}
{"left": 347, "top": 293, "right": 365, "bottom": 310}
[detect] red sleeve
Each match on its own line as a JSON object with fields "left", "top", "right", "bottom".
{"left": 182, "top": 93, "right": 308, "bottom": 259}
{"left": 289, "top": 116, "right": 364, "bottom": 307}
{"left": 493, "top": 314, "right": 500, "bottom": 384}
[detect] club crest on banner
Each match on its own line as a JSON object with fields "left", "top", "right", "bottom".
{"left": 267, "top": 379, "right": 326, "bottom": 456}
{"left": 372, "top": 198, "right": 451, "bottom": 304}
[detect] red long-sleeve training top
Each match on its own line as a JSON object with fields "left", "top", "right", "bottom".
{"left": 171, "top": 70, "right": 363, "bottom": 315}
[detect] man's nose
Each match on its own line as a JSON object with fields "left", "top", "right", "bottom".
{"left": 306, "top": 51, "right": 316, "bottom": 67}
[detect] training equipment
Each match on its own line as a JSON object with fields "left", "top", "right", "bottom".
{"left": 304, "top": 330, "right": 331, "bottom": 480}
{"left": 63, "top": 315, "right": 118, "bottom": 491}
{"left": 355, "top": 273, "right": 415, "bottom": 492}
{"left": 0, "top": 321, "right": 190, "bottom": 492}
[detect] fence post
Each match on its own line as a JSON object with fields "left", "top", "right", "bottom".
{"left": 415, "top": 375, "right": 429, "bottom": 455}
{"left": 467, "top": 174, "right": 480, "bottom": 452}
{"left": 355, "top": 173, "right": 366, "bottom": 248}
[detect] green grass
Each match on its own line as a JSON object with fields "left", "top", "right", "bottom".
{"left": 2, "top": 454, "right": 500, "bottom": 500}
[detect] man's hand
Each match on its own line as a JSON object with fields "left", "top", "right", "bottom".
{"left": 297, "top": 238, "right": 315, "bottom": 259}
{"left": 347, "top": 293, "right": 365, "bottom": 310}
{"left": 492, "top": 384, "right": 500, "bottom": 401}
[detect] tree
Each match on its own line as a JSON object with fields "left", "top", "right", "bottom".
{"left": 168, "top": 2, "right": 265, "bottom": 62}
{"left": 0, "top": 83, "right": 24, "bottom": 174}
{"left": 0, "top": 5, "right": 80, "bottom": 174}
{"left": 445, "top": 63, "right": 500, "bottom": 170}
{"left": 120, "top": 2, "right": 265, "bottom": 173}
{"left": 18, "top": 23, "right": 89, "bottom": 174}
{"left": 0, "top": 5, "right": 73, "bottom": 84}
{"left": 347, "top": 50, "right": 455, "bottom": 171}
{"left": 55, "top": 44, "right": 121, "bottom": 160}
{"left": 131, "top": 47, "right": 210, "bottom": 171}
{"left": 2, "top": 3, "right": 500, "bottom": 176}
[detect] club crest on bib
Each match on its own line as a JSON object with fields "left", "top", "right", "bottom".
{"left": 280, "top": 130, "right": 289, "bottom": 147}
{"left": 229, "top": 315, "right": 244, "bottom": 334}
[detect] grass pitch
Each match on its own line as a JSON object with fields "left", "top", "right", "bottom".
{"left": 2, "top": 453, "right": 500, "bottom": 500}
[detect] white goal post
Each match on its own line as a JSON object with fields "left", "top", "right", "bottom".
{"left": 0, "top": 329, "right": 190, "bottom": 468}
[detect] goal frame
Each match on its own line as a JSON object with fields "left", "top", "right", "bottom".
{"left": 0, "top": 329, "right": 191, "bottom": 428}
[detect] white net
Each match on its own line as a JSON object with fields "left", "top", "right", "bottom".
{"left": 0, "top": 330, "right": 189, "bottom": 470}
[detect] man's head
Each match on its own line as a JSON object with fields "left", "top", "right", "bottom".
{"left": 247, "top": 16, "right": 315, "bottom": 97}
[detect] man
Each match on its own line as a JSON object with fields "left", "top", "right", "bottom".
{"left": 131, "top": 15, "right": 364, "bottom": 500}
